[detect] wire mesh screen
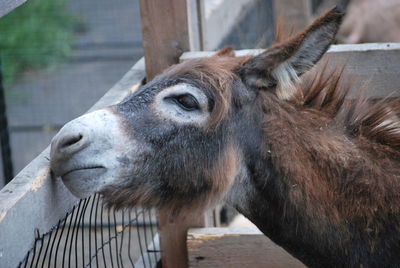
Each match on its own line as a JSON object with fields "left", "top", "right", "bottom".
{"left": 18, "top": 194, "right": 160, "bottom": 268}
{"left": 0, "top": 0, "right": 143, "bottom": 188}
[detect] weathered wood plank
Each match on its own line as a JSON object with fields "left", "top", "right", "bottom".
{"left": 180, "top": 48, "right": 262, "bottom": 61}
{"left": 180, "top": 43, "right": 400, "bottom": 97}
{"left": 139, "top": 0, "right": 190, "bottom": 80}
{"left": 324, "top": 43, "right": 400, "bottom": 97}
{"left": 158, "top": 206, "right": 217, "bottom": 268}
{"left": 187, "top": 227, "right": 306, "bottom": 268}
{"left": 0, "top": 0, "right": 27, "bottom": 18}
{"left": 272, "top": 0, "right": 311, "bottom": 37}
{"left": 0, "top": 58, "right": 146, "bottom": 268}
{"left": 158, "top": 211, "right": 209, "bottom": 268}
{"left": 138, "top": 2, "right": 212, "bottom": 267}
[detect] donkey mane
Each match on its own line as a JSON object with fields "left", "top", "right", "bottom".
{"left": 268, "top": 7, "right": 400, "bottom": 150}
{"left": 299, "top": 67, "right": 400, "bottom": 150}
{"left": 258, "top": 64, "right": 400, "bottom": 243}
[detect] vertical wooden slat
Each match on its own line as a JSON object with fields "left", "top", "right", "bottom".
{"left": 196, "top": 0, "right": 207, "bottom": 50}
{"left": 158, "top": 212, "right": 208, "bottom": 268}
{"left": 186, "top": 0, "right": 204, "bottom": 51}
{"left": 272, "top": 0, "right": 312, "bottom": 37}
{"left": 138, "top": 1, "right": 207, "bottom": 267}
{"left": 139, "top": 0, "right": 190, "bottom": 80}
{"left": 0, "top": 59, "right": 14, "bottom": 184}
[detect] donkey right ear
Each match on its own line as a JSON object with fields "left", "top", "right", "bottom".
{"left": 239, "top": 7, "right": 344, "bottom": 100}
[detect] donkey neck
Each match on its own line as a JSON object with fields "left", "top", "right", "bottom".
{"left": 227, "top": 104, "right": 340, "bottom": 266}
{"left": 227, "top": 95, "right": 400, "bottom": 267}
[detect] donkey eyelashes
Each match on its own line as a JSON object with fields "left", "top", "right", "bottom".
{"left": 167, "top": 94, "right": 201, "bottom": 111}
{"left": 150, "top": 83, "right": 212, "bottom": 126}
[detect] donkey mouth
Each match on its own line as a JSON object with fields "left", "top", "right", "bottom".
{"left": 59, "top": 166, "right": 107, "bottom": 198}
{"left": 61, "top": 166, "right": 105, "bottom": 184}
{"left": 62, "top": 166, "right": 105, "bottom": 179}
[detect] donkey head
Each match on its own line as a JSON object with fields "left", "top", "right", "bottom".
{"left": 50, "top": 8, "right": 343, "bottom": 214}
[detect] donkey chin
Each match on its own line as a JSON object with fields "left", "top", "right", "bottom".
{"left": 50, "top": 108, "right": 140, "bottom": 199}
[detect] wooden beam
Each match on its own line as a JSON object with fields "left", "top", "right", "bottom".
{"left": 139, "top": 0, "right": 190, "bottom": 80}
{"left": 180, "top": 43, "right": 400, "bottom": 97}
{"left": 187, "top": 227, "right": 306, "bottom": 268}
{"left": 0, "top": 0, "right": 27, "bottom": 18}
{"left": 272, "top": 0, "right": 311, "bottom": 37}
{"left": 158, "top": 206, "right": 217, "bottom": 268}
{"left": 158, "top": 211, "right": 209, "bottom": 268}
{"left": 138, "top": 2, "right": 211, "bottom": 267}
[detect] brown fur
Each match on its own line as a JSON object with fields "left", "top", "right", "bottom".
{"left": 171, "top": 145, "right": 240, "bottom": 217}
{"left": 158, "top": 146, "right": 238, "bottom": 217}
{"left": 259, "top": 67, "right": 400, "bottom": 241}
{"left": 204, "top": 145, "right": 238, "bottom": 207}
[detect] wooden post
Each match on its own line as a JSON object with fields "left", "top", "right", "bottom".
{"left": 186, "top": 0, "right": 204, "bottom": 51}
{"left": 272, "top": 0, "right": 312, "bottom": 37}
{"left": 139, "top": 0, "right": 190, "bottom": 80}
{"left": 138, "top": 1, "right": 207, "bottom": 267}
{"left": 158, "top": 212, "right": 209, "bottom": 268}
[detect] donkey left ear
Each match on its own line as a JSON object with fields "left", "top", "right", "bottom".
{"left": 239, "top": 7, "right": 344, "bottom": 100}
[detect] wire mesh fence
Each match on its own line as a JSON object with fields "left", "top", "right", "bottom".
{"left": 0, "top": 0, "right": 143, "bottom": 188}
{"left": 18, "top": 194, "right": 160, "bottom": 268}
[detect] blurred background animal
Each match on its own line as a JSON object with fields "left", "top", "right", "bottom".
{"left": 339, "top": 0, "right": 400, "bottom": 43}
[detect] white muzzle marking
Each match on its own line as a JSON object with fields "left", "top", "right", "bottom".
{"left": 50, "top": 108, "right": 138, "bottom": 198}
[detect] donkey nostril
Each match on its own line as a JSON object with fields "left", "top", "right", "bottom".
{"left": 53, "top": 132, "right": 89, "bottom": 157}
{"left": 56, "top": 133, "right": 87, "bottom": 154}
{"left": 50, "top": 132, "right": 89, "bottom": 170}
{"left": 61, "top": 134, "right": 83, "bottom": 148}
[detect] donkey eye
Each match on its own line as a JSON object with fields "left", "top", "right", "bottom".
{"left": 173, "top": 94, "right": 200, "bottom": 111}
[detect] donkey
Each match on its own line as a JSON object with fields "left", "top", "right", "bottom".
{"left": 50, "top": 7, "right": 400, "bottom": 267}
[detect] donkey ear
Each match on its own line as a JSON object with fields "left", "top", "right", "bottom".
{"left": 239, "top": 7, "right": 344, "bottom": 100}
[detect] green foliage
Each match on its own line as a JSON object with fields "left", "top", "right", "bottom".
{"left": 0, "top": 0, "right": 77, "bottom": 86}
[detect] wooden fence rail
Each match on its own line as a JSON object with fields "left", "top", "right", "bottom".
{"left": 0, "top": 0, "right": 27, "bottom": 17}
{"left": 187, "top": 227, "right": 305, "bottom": 268}
{"left": 181, "top": 43, "right": 400, "bottom": 98}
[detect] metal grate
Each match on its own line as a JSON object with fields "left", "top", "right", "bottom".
{"left": 18, "top": 194, "right": 160, "bottom": 268}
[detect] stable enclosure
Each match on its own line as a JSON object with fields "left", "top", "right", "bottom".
{"left": 1, "top": 0, "right": 400, "bottom": 268}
